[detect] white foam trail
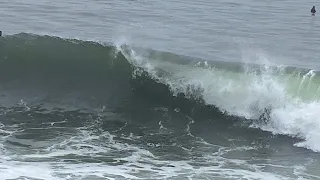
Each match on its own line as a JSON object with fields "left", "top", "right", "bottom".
{"left": 119, "top": 46, "right": 320, "bottom": 152}
{"left": 0, "top": 125, "right": 287, "bottom": 180}
{"left": 1, "top": 112, "right": 316, "bottom": 180}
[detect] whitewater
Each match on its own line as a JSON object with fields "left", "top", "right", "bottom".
{"left": 1, "top": 0, "right": 320, "bottom": 179}
{"left": 117, "top": 42, "right": 320, "bottom": 152}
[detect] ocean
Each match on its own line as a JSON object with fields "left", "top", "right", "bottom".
{"left": 1, "top": 0, "right": 320, "bottom": 179}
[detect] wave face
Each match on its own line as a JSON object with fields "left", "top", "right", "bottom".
{"left": 1, "top": 33, "right": 320, "bottom": 152}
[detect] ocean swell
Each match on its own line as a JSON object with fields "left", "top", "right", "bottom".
{"left": 1, "top": 33, "right": 320, "bottom": 152}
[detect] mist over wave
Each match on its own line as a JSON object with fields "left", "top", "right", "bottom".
{"left": 1, "top": 33, "right": 320, "bottom": 153}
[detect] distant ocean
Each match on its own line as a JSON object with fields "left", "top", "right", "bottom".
{"left": 1, "top": 1, "right": 320, "bottom": 179}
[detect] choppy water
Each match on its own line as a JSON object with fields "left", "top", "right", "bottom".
{"left": 1, "top": 0, "right": 320, "bottom": 180}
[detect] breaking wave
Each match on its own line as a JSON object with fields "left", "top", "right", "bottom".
{"left": 1, "top": 33, "right": 320, "bottom": 152}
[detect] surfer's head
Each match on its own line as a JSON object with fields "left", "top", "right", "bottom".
{"left": 311, "top": 6, "right": 316, "bottom": 13}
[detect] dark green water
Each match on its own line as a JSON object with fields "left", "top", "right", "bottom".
{"left": 0, "top": 33, "right": 319, "bottom": 179}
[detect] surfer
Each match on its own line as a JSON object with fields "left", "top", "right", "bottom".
{"left": 311, "top": 6, "right": 316, "bottom": 15}
{"left": 0, "top": 31, "right": 2, "bottom": 36}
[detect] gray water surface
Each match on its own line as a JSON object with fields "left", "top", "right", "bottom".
{"left": 1, "top": 0, "right": 320, "bottom": 68}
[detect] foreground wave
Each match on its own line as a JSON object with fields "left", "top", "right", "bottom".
{"left": 1, "top": 33, "right": 320, "bottom": 152}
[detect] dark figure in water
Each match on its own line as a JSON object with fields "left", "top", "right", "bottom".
{"left": 0, "top": 31, "right": 2, "bottom": 36}
{"left": 311, "top": 6, "right": 316, "bottom": 15}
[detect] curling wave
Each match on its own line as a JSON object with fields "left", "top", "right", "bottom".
{"left": 1, "top": 33, "right": 320, "bottom": 152}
